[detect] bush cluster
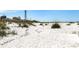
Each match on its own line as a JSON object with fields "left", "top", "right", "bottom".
{"left": 40, "top": 23, "right": 43, "bottom": 25}
{"left": 69, "top": 22, "right": 75, "bottom": 23}
{"left": 0, "top": 30, "right": 7, "bottom": 37}
{"left": 77, "top": 23, "right": 79, "bottom": 25}
{"left": 51, "top": 23, "right": 61, "bottom": 29}
{"left": 19, "top": 24, "right": 29, "bottom": 28}
{"left": 45, "top": 23, "right": 48, "bottom": 25}
{"left": 67, "top": 23, "right": 71, "bottom": 26}
{"left": 0, "top": 22, "right": 9, "bottom": 30}
{"left": 0, "top": 22, "right": 10, "bottom": 37}
{"left": 8, "top": 31, "right": 17, "bottom": 35}
{"left": 22, "top": 24, "right": 28, "bottom": 28}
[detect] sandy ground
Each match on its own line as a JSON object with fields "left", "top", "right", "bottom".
{"left": 0, "top": 23, "right": 79, "bottom": 48}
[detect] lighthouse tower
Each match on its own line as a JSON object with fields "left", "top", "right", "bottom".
{"left": 24, "top": 10, "right": 27, "bottom": 20}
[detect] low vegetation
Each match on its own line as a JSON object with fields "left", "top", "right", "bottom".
{"left": 0, "top": 22, "right": 9, "bottom": 30}
{"left": 67, "top": 22, "right": 75, "bottom": 26}
{"left": 18, "top": 23, "right": 29, "bottom": 28}
{"left": 40, "top": 23, "right": 43, "bottom": 26}
{"left": 77, "top": 23, "right": 79, "bottom": 25}
{"left": 45, "top": 23, "right": 48, "bottom": 25}
{"left": 51, "top": 23, "right": 61, "bottom": 29}
{"left": 0, "top": 22, "right": 8, "bottom": 37}
{"left": 0, "top": 30, "right": 17, "bottom": 37}
{"left": 8, "top": 31, "right": 17, "bottom": 35}
{"left": 67, "top": 23, "right": 71, "bottom": 26}
{"left": 0, "top": 21, "right": 17, "bottom": 37}
{"left": 69, "top": 22, "right": 75, "bottom": 24}
{"left": 22, "top": 24, "right": 29, "bottom": 28}
{"left": 72, "top": 31, "right": 77, "bottom": 34}
{"left": 0, "top": 30, "right": 7, "bottom": 37}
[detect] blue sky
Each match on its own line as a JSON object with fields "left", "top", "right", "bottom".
{"left": 0, "top": 10, "right": 79, "bottom": 22}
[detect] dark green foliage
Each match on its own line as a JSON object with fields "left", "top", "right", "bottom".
{"left": 18, "top": 23, "right": 29, "bottom": 28}
{"left": 45, "top": 23, "right": 48, "bottom": 25}
{"left": 51, "top": 23, "right": 61, "bottom": 29}
{"left": 8, "top": 22, "right": 12, "bottom": 24}
{"left": 22, "top": 24, "right": 28, "bottom": 28}
{"left": 0, "top": 26, "right": 9, "bottom": 30}
{"left": 1, "top": 15, "right": 6, "bottom": 20}
{"left": 11, "top": 31, "right": 17, "bottom": 35}
{"left": 18, "top": 24, "right": 21, "bottom": 27}
{"left": 40, "top": 23, "right": 43, "bottom": 25}
{"left": 13, "top": 16, "right": 21, "bottom": 20}
{"left": 0, "top": 22, "right": 10, "bottom": 30}
{"left": 32, "top": 20, "right": 39, "bottom": 23}
{"left": 66, "top": 22, "right": 75, "bottom": 26}
{"left": 77, "top": 23, "right": 79, "bottom": 25}
{"left": 6, "top": 27, "right": 10, "bottom": 29}
{"left": 7, "top": 31, "right": 17, "bottom": 35}
{"left": 0, "top": 30, "right": 7, "bottom": 37}
{"left": 69, "top": 22, "right": 75, "bottom": 23}
{"left": 0, "top": 22, "right": 10, "bottom": 37}
{"left": 67, "top": 23, "right": 71, "bottom": 26}
{"left": 72, "top": 31, "right": 76, "bottom": 34}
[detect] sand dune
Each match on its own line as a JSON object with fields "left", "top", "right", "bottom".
{"left": 0, "top": 22, "right": 79, "bottom": 48}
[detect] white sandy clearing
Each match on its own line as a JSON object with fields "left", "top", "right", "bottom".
{"left": 0, "top": 23, "right": 79, "bottom": 48}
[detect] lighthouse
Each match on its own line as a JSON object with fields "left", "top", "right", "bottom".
{"left": 24, "top": 10, "right": 27, "bottom": 20}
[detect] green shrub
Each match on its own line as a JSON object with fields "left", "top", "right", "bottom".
{"left": 0, "top": 26, "right": 9, "bottom": 30}
{"left": 69, "top": 22, "right": 75, "bottom": 23}
{"left": 45, "top": 23, "right": 48, "bottom": 25}
{"left": 72, "top": 31, "right": 76, "bottom": 34}
{"left": 40, "top": 23, "right": 43, "bottom": 25}
{"left": 67, "top": 23, "right": 71, "bottom": 26}
{"left": 0, "top": 30, "right": 7, "bottom": 37}
{"left": 0, "top": 22, "right": 9, "bottom": 30}
{"left": 8, "top": 31, "right": 17, "bottom": 35}
{"left": 32, "top": 20, "right": 39, "bottom": 23}
{"left": 6, "top": 27, "right": 10, "bottom": 29}
{"left": 51, "top": 23, "right": 61, "bottom": 29}
{"left": 0, "top": 23, "right": 5, "bottom": 27}
{"left": 77, "top": 23, "right": 79, "bottom": 25}
{"left": 18, "top": 24, "right": 21, "bottom": 27}
{"left": 18, "top": 23, "right": 28, "bottom": 28}
{"left": 11, "top": 31, "right": 17, "bottom": 35}
{"left": 8, "top": 22, "right": 12, "bottom": 24}
{"left": 0, "top": 22, "right": 10, "bottom": 37}
{"left": 22, "top": 24, "right": 28, "bottom": 28}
